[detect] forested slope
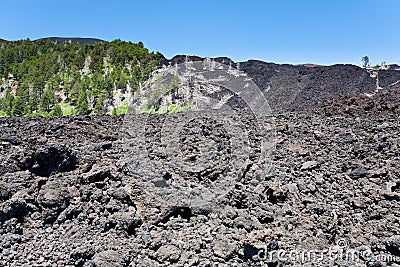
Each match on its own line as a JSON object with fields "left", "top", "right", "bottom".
{"left": 0, "top": 39, "right": 163, "bottom": 116}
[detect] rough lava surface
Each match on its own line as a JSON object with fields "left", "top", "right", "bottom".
{"left": 0, "top": 90, "right": 400, "bottom": 266}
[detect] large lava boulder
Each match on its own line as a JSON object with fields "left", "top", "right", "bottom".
{"left": 20, "top": 144, "right": 78, "bottom": 177}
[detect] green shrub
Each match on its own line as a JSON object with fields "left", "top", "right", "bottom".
{"left": 51, "top": 104, "right": 63, "bottom": 116}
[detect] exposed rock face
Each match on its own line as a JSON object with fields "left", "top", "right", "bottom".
{"left": 163, "top": 56, "right": 400, "bottom": 113}
{"left": 0, "top": 92, "right": 399, "bottom": 266}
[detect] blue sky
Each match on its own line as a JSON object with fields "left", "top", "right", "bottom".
{"left": 1, "top": 0, "right": 399, "bottom": 65}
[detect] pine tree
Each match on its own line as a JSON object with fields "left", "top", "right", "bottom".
{"left": 76, "top": 90, "right": 89, "bottom": 114}
{"left": 12, "top": 96, "right": 25, "bottom": 116}
{"left": 40, "top": 89, "right": 55, "bottom": 112}
{"left": 0, "top": 90, "right": 12, "bottom": 113}
{"left": 93, "top": 95, "right": 105, "bottom": 114}
{"left": 5, "top": 90, "right": 13, "bottom": 116}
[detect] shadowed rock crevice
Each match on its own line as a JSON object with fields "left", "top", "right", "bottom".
{"left": 20, "top": 145, "right": 78, "bottom": 177}
{"left": 156, "top": 207, "right": 193, "bottom": 225}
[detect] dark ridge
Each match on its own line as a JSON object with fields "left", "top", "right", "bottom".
{"left": 161, "top": 55, "right": 234, "bottom": 66}
{"left": 160, "top": 55, "right": 203, "bottom": 66}
{"left": 36, "top": 37, "right": 105, "bottom": 45}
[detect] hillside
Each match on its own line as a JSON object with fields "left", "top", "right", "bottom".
{"left": 241, "top": 60, "right": 400, "bottom": 112}
{"left": 164, "top": 55, "right": 400, "bottom": 113}
{"left": 1, "top": 39, "right": 400, "bottom": 117}
{"left": 0, "top": 38, "right": 163, "bottom": 116}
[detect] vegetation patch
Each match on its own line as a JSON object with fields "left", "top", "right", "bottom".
{"left": 0, "top": 39, "right": 163, "bottom": 117}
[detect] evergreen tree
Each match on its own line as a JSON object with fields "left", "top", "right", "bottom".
{"left": 70, "top": 79, "right": 82, "bottom": 103}
{"left": 93, "top": 95, "right": 105, "bottom": 114}
{"left": 5, "top": 90, "right": 13, "bottom": 116}
{"left": 0, "top": 89, "right": 12, "bottom": 112}
{"left": 40, "top": 89, "right": 55, "bottom": 112}
{"left": 76, "top": 90, "right": 89, "bottom": 114}
{"left": 12, "top": 96, "right": 25, "bottom": 116}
